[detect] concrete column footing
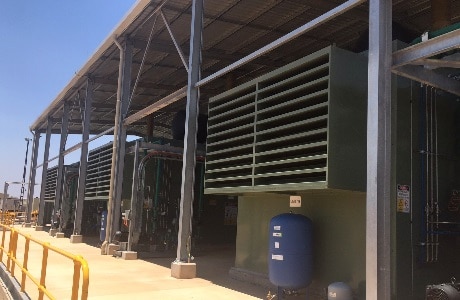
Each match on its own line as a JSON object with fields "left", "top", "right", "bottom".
{"left": 121, "top": 251, "right": 137, "bottom": 260}
{"left": 70, "top": 235, "right": 83, "bottom": 243}
{"left": 171, "top": 262, "right": 196, "bottom": 279}
{"left": 107, "top": 244, "right": 119, "bottom": 256}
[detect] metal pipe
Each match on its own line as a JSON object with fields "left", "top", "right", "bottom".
{"left": 434, "top": 88, "right": 439, "bottom": 262}
{"left": 425, "top": 85, "right": 430, "bottom": 263}
{"left": 196, "top": 0, "right": 366, "bottom": 88}
{"left": 128, "top": 141, "right": 140, "bottom": 252}
{"left": 410, "top": 80, "right": 414, "bottom": 297}
{"left": 430, "top": 87, "right": 434, "bottom": 262}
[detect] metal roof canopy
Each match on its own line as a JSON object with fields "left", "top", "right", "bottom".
{"left": 29, "top": 0, "right": 460, "bottom": 138}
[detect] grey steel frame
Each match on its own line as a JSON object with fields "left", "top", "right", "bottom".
{"left": 52, "top": 100, "right": 70, "bottom": 229}
{"left": 176, "top": 0, "right": 204, "bottom": 263}
{"left": 367, "top": 1, "right": 392, "bottom": 299}
{"left": 25, "top": 131, "right": 40, "bottom": 223}
{"left": 73, "top": 78, "right": 94, "bottom": 236}
{"left": 28, "top": 0, "right": 460, "bottom": 297}
{"left": 37, "top": 119, "right": 52, "bottom": 226}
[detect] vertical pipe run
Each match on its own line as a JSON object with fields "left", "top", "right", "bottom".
{"left": 434, "top": 89, "right": 439, "bottom": 262}
{"left": 175, "top": 0, "right": 203, "bottom": 263}
{"left": 26, "top": 131, "right": 40, "bottom": 223}
{"left": 367, "top": 0, "right": 392, "bottom": 299}
{"left": 410, "top": 81, "right": 414, "bottom": 296}
{"left": 425, "top": 86, "right": 430, "bottom": 262}
{"left": 74, "top": 79, "right": 93, "bottom": 236}
{"left": 128, "top": 141, "right": 140, "bottom": 252}
{"left": 38, "top": 120, "right": 52, "bottom": 227}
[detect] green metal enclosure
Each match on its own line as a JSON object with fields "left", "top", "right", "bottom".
{"left": 205, "top": 44, "right": 460, "bottom": 299}
{"left": 392, "top": 76, "right": 460, "bottom": 299}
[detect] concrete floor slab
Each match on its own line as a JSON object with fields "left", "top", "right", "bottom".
{"left": 0, "top": 227, "right": 273, "bottom": 300}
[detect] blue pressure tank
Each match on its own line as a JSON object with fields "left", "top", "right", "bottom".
{"left": 268, "top": 213, "right": 313, "bottom": 289}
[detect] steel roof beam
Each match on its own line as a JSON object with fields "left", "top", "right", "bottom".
{"left": 124, "top": 86, "right": 187, "bottom": 125}
{"left": 392, "top": 28, "right": 460, "bottom": 67}
{"left": 195, "top": 0, "right": 367, "bottom": 87}
{"left": 393, "top": 65, "right": 460, "bottom": 96}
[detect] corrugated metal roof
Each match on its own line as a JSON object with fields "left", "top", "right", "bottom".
{"left": 30, "top": 0, "right": 460, "bottom": 139}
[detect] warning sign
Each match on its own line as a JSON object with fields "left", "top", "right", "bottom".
{"left": 397, "top": 184, "right": 410, "bottom": 213}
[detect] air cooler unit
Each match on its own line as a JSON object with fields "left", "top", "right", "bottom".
{"left": 426, "top": 278, "right": 460, "bottom": 300}
{"left": 205, "top": 46, "right": 368, "bottom": 194}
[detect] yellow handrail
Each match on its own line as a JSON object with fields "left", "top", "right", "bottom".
{"left": 0, "top": 224, "right": 89, "bottom": 300}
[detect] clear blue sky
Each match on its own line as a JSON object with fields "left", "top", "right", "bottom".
{"left": 0, "top": 1, "right": 137, "bottom": 197}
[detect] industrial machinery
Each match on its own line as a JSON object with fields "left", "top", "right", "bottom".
{"left": 426, "top": 278, "right": 460, "bottom": 300}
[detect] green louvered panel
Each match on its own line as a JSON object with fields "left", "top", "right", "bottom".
{"left": 44, "top": 167, "right": 58, "bottom": 202}
{"left": 85, "top": 143, "right": 113, "bottom": 200}
{"left": 205, "top": 46, "right": 367, "bottom": 193}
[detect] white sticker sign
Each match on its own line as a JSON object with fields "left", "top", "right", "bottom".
{"left": 290, "top": 195, "right": 301, "bottom": 207}
{"left": 273, "top": 232, "right": 282, "bottom": 237}
{"left": 273, "top": 225, "right": 281, "bottom": 231}
{"left": 272, "top": 254, "right": 284, "bottom": 261}
{"left": 397, "top": 184, "right": 410, "bottom": 213}
{"left": 275, "top": 242, "right": 280, "bottom": 248}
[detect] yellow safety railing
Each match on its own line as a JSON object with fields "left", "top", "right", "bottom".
{"left": 0, "top": 224, "right": 89, "bottom": 300}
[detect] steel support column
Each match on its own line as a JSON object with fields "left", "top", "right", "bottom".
{"left": 102, "top": 39, "right": 132, "bottom": 254}
{"left": 37, "top": 119, "right": 52, "bottom": 226}
{"left": 175, "top": 0, "right": 203, "bottom": 263}
{"left": 53, "top": 101, "right": 70, "bottom": 230}
{"left": 2, "top": 183, "right": 9, "bottom": 222}
{"left": 26, "top": 131, "right": 40, "bottom": 223}
{"left": 73, "top": 79, "right": 94, "bottom": 235}
{"left": 367, "top": 0, "right": 392, "bottom": 299}
{"left": 113, "top": 41, "right": 133, "bottom": 235}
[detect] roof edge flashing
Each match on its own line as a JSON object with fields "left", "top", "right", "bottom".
{"left": 29, "top": 0, "right": 153, "bottom": 132}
